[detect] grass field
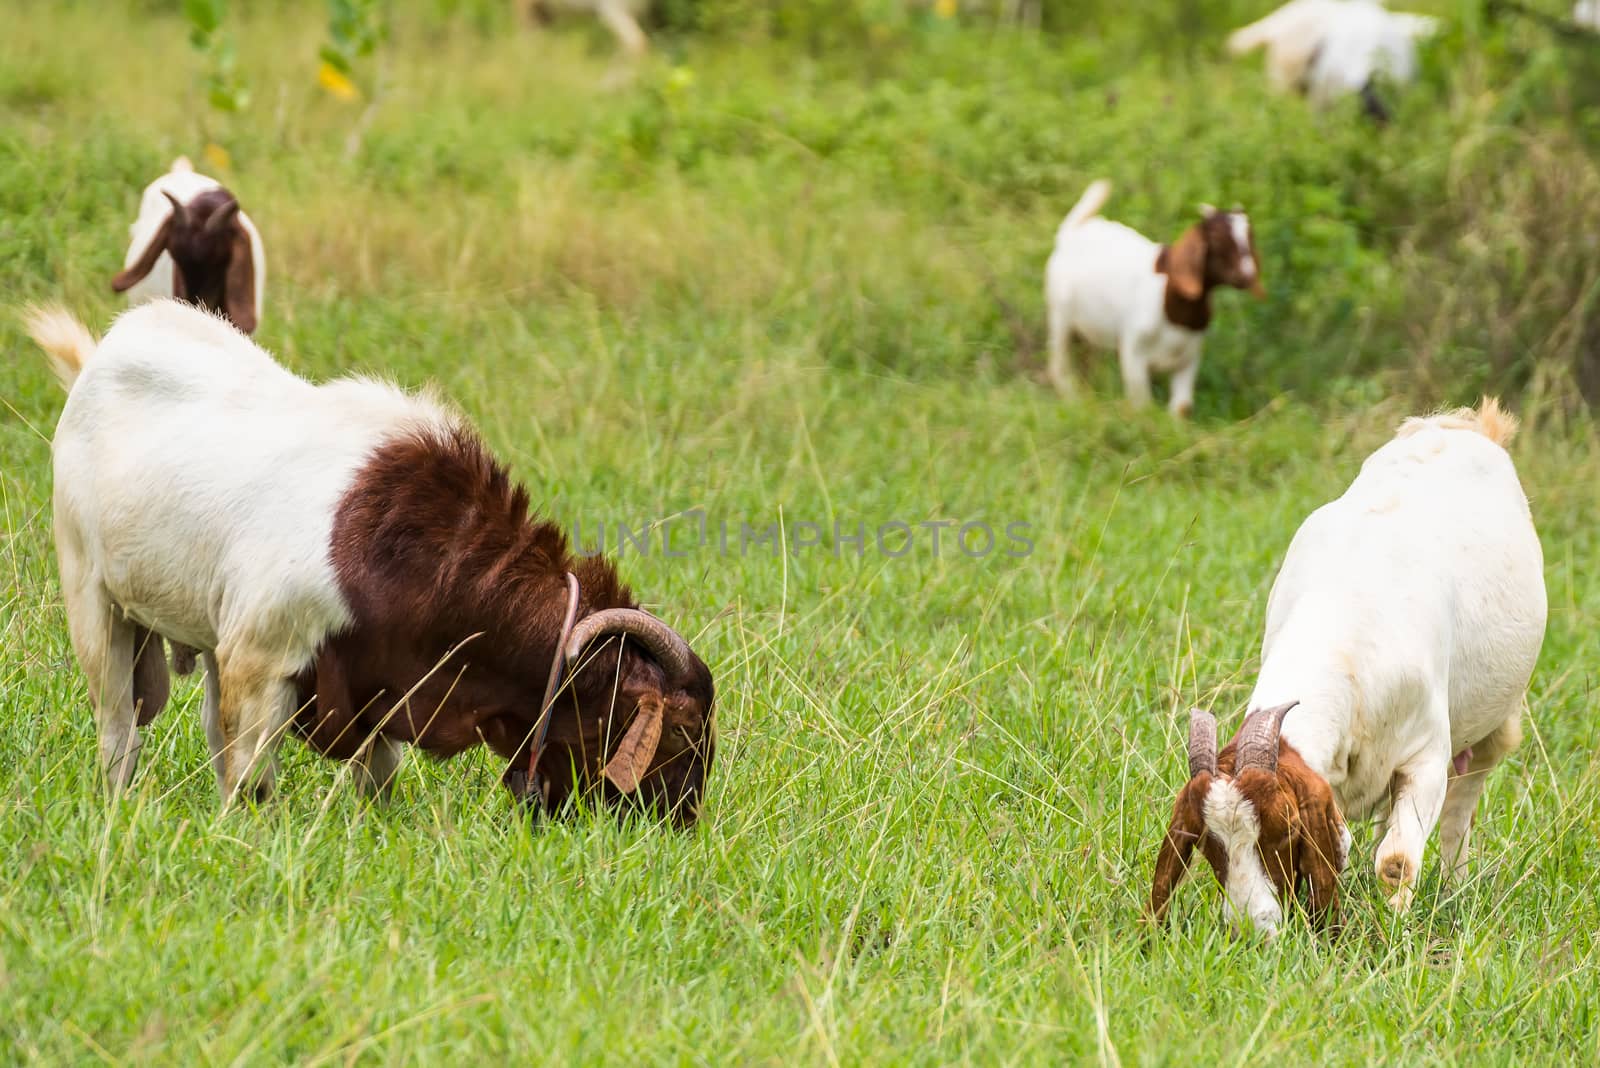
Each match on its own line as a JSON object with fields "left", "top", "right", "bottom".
{"left": 3, "top": 0, "right": 1600, "bottom": 1062}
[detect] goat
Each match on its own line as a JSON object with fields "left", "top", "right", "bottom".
{"left": 1045, "top": 180, "right": 1263, "bottom": 419}
{"left": 1228, "top": 0, "right": 1439, "bottom": 121}
{"left": 1148, "top": 398, "right": 1546, "bottom": 936}
{"left": 113, "top": 157, "right": 265, "bottom": 335}
{"left": 24, "top": 301, "right": 716, "bottom": 826}
{"left": 1578, "top": 1, "right": 1600, "bottom": 30}
{"left": 517, "top": 0, "right": 649, "bottom": 58}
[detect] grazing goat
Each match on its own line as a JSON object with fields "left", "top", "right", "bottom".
{"left": 1228, "top": 0, "right": 1439, "bottom": 121}
{"left": 1149, "top": 399, "right": 1546, "bottom": 936}
{"left": 1045, "top": 180, "right": 1263, "bottom": 418}
{"left": 25, "top": 301, "right": 715, "bottom": 826}
{"left": 113, "top": 157, "right": 265, "bottom": 335}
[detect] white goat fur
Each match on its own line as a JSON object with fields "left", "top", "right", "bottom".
{"left": 29, "top": 301, "right": 455, "bottom": 798}
{"left": 1220, "top": 400, "right": 1546, "bottom": 931}
{"left": 1228, "top": 0, "right": 1438, "bottom": 106}
{"left": 1577, "top": 1, "right": 1600, "bottom": 31}
{"left": 122, "top": 157, "right": 266, "bottom": 325}
{"left": 1045, "top": 180, "right": 1255, "bottom": 417}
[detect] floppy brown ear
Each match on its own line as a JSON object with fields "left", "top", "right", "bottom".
{"left": 1166, "top": 226, "right": 1208, "bottom": 302}
{"left": 224, "top": 228, "right": 258, "bottom": 333}
{"left": 1284, "top": 761, "right": 1345, "bottom": 931}
{"left": 111, "top": 215, "right": 174, "bottom": 293}
{"left": 1148, "top": 779, "right": 1206, "bottom": 926}
{"left": 603, "top": 692, "right": 664, "bottom": 793}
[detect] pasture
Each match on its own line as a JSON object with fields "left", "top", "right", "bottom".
{"left": 2, "top": 0, "right": 1599, "bottom": 1061}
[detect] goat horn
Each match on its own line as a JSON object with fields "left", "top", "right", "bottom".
{"left": 161, "top": 190, "right": 189, "bottom": 228}
{"left": 203, "top": 195, "right": 240, "bottom": 234}
{"left": 1236, "top": 700, "right": 1298, "bottom": 774}
{"left": 1187, "top": 708, "right": 1218, "bottom": 778}
{"left": 566, "top": 608, "right": 693, "bottom": 682}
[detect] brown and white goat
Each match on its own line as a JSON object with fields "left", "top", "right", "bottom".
{"left": 113, "top": 157, "right": 264, "bottom": 335}
{"left": 1045, "top": 180, "right": 1263, "bottom": 418}
{"left": 1149, "top": 400, "right": 1545, "bottom": 935}
{"left": 26, "top": 301, "right": 715, "bottom": 826}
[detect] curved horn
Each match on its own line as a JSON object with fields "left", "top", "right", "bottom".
{"left": 161, "top": 190, "right": 189, "bottom": 229}
{"left": 566, "top": 608, "right": 693, "bottom": 682}
{"left": 203, "top": 194, "right": 241, "bottom": 234}
{"left": 1187, "top": 708, "right": 1218, "bottom": 778}
{"left": 1236, "top": 700, "right": 1298, "bottom": 774}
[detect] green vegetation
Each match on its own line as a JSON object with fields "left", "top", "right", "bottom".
{"left": 2, "top": 0, "right": 1598, "bottom": 1061}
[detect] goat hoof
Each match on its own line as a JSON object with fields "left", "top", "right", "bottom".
{"left": 1377, "top": 852, "right": 1416, "bottom": 910}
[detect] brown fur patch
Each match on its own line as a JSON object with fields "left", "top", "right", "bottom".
{"left": 298, "top": 427, "right": 715, "bottom": 822}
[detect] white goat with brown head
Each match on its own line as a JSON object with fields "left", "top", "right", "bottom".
{"left": 1150, "top": 399, "right": 1546, "bottom": 935}
{"left": 113, "top": 157, "right": 265, "bottom": 334}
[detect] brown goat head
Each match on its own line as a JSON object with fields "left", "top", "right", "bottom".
{"left": 297, "top": 428, "right": 716, "bottom": 828}
{"left": 113, "top": 187, "right": 258, "bottom": 334}
{"left": 548, "top": 612, "right": 717, "bottom": 828}
{"left": 1147, "top": 702, "right": 1347, "bottom": 937}
{"left": 1161, "top": 207, "right": 1264, "bottom": 325}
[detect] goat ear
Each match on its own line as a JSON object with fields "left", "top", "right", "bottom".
{"left": 224, "top": 227, "right": 258, "bottom": 334}
{"left": 1284, "top": 760, "right": 1345, "bottom": 931}
{"left": 111, "top": 214, "right": 174, "bottom": 293}
{"left": 1148, "top": 780, "right": 1205, "bottom": 926}
{"left": 603, "top": 692, "right": 664, "bottom": 794}
{"left": 1166, "top": 227, "right": 1207, "bottom": 302}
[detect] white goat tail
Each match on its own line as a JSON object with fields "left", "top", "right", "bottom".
{"left": 23, "top": 305, "right": 97, "bottom": 391}
{"left": 1061, "top": 179, "right": 1112, "bottom": 233}
{"left": 1398, "top": 395, "right": 1519, "bottom": 448}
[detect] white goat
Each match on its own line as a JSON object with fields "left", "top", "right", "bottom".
{"left": 1228, "top": 0, "right": 1439, "bottom": 118}
{"left": 1149, "top": 399, "right": 1547, "bottom": 935}
{"left": 1577, "top": 1, "right": 1600, "bottom": 31}
{"left": 1045, "top": 180, "right": 1263, "bottom": 418}
{"left": 116, "top": 157, "right": 265, "bottom": 333}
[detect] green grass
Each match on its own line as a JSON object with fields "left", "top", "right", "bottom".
{"left": 3, "top": 1, "right": 1600, "bottom": 1062}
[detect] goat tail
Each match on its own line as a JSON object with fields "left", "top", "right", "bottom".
{"left": 1471, "top": 396, "right": 1519, "bottom": 447}
{"left": 171, "top": 155, "right": 194, "bottom": 173}
{"left": 1227, "top": 0, "right": 1318, "bottom": 55}
{"left": 1397, "top": 396, "right": 1520, "bottom": 448}
{"left": 1061, "top": 179, "right": 1112, "bottom": 234}
{"left": 23, "top": 305, "right": 97, "bottom": 392}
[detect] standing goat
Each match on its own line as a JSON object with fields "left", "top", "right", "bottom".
{"left": 25, "top": 301, "right": 715, "bottom": 826}
{"left": 1045, "top": 180, "right": 1263, "bottom": 419}
{"left": 1148, "top": 399, "right": 1546, "bottom": 935}
{"left": 1227, "top": 0, "right": 1439, "bottom": 121}
{"left": 113, "top": 157, "right": 265, "bottom": 335}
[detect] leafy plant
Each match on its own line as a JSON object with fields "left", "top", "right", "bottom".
{"left": 320, "top": 0, "right": 388, "bottom": 102}
{"left": 181, "top": 0, "right": 248, "bottom": 117}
